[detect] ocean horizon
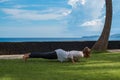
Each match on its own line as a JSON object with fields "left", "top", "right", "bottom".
{"left": 0, "top": 38, "right": 91, "bottom": 42}
{"left": 0, "top": 37, "right": 120, "bottom": 42}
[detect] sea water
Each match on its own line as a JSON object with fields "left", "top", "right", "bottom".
{"left": 0, "top": 37, "right": 119, "bottom": 42}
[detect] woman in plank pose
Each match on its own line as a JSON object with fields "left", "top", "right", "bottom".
{"left": 23, "top": 47, "right": 91, "bottom": 63}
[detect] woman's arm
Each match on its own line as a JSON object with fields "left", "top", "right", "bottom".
{"left": 71, "top": 58, "right": 75, "bottom": 63}
{"left": 74, "top": 57, "right": 79, "bottom": 62}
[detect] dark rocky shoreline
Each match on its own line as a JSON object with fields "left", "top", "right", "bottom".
{"left": 0, "top": 41, "right": 120, "bottom": 55}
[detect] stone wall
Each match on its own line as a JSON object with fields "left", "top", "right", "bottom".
{"left": 0, "top": 41, "right": 119, "bottom": 54}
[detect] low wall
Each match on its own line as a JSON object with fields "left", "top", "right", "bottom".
{"left": 0, "top": 41, "right": 120, "bottom": 54}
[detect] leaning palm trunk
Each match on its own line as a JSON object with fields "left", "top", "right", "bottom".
{"left": 92, "top": 0, "right": 112, "bottom": 51}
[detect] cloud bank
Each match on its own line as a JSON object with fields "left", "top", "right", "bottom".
{"left": 0, "top": 0, "right": 106, "bottom": 37}
{"left": 67, "top": 0, "right": 105, "bottom": 32}
{"left": 2, "top": 8, "right": 71, "bottom": 20}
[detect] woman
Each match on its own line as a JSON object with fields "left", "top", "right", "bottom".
{"left": 23, "top": 47, "right": 91, "bottom": 63}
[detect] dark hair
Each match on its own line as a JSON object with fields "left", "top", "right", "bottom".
{"left": 83, "top": 47, "right": 91, "bottom": 58}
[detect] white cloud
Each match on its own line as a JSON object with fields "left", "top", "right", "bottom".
{"left": 62, "top": 10, "right": 72, "bottom": 16}
{"left": 67, "top": 0, "right": 105, "bottom": 32}
{"left": 0, "top": 0, "right": 9, "bottom": 3}
{"left": 81, "top": 0, "right": 86, "bottom": 5}
{"left": 79, "top": 0, "right": 105, "bottom": 31}
{"left": 81, "top": 19, "right": 101, "bottom": 27}
{"left": 13, "top": 4, "right": 45, "bottom": 9}
{"left": 81, "top": 19, "right": 104, "bottom": 31}
{"left": 68, "top": 0, "right": 86, "bottom": 8}
{"left": 2, "top": 8, "right": 71, "bottom": 20}
{"left": 86, "top": 0, "right": 105, "bottom": 19}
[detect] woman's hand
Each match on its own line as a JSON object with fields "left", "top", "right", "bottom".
{"left": 71, "top": 58, "right": 75, "bottom": 63}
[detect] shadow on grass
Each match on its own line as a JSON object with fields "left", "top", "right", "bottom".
{"left": 90, "top": 52, "right": 120, "bottom": 62}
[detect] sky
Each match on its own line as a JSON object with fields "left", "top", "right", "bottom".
{"left": 0, "top": 0, "right": 120, "bottom": 38}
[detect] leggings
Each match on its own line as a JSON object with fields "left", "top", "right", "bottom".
{"left": 29, "top": 51, "right": 57, "bottom": 59}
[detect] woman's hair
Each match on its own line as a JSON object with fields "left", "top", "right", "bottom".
{"left": 83, "top": 47, "right": 91, "bottom": 58}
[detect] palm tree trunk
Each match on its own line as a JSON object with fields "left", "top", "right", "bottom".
{"left": 92, "top": 0, "right": 112, "bottom": 51}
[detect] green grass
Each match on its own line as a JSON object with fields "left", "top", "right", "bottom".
{"left": 0, "top": 52, "right": 120, "bottom": 80}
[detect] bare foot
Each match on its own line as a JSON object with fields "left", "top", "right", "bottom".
{"left": 23, "top": 53, "right": 30, "bottom": 62}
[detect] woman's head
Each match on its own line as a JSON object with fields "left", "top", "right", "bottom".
{"left": 83, "top": 47, "right": 91, "bottom": 58}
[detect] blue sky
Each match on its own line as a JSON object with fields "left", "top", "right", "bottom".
{"left": 0, "top": 0, "right": 120, "bottom": 38}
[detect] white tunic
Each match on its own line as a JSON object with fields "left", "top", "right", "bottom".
{"left": 55, "top": 49, "right": 84, "bottom": 62}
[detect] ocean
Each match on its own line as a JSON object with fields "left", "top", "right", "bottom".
{"left": 0, "top": 37, "right": 119, "bottom": 42}
{"left": 0, "top": 38, "right": 85, "bottom": 42}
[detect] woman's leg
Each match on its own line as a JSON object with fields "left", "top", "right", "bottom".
{"left": 23, "top": 51, "right": 57, "bottom": 61}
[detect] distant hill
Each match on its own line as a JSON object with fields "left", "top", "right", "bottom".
{"left": 80, "top": 34, "right": 120, "bottom": 41}
{"left": 80, "top": 35, "right": 98, "bottom": 41}
{"left": 110, "top": 34, "right": 120, "bottom": 40}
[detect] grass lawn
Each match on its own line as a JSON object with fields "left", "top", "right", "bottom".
{"left": 0, "top": 52, "right": 120, "bottom": 80}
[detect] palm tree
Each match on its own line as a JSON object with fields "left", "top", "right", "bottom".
{"left": 92, "top": 0, "right": 112, "bottom": 51}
